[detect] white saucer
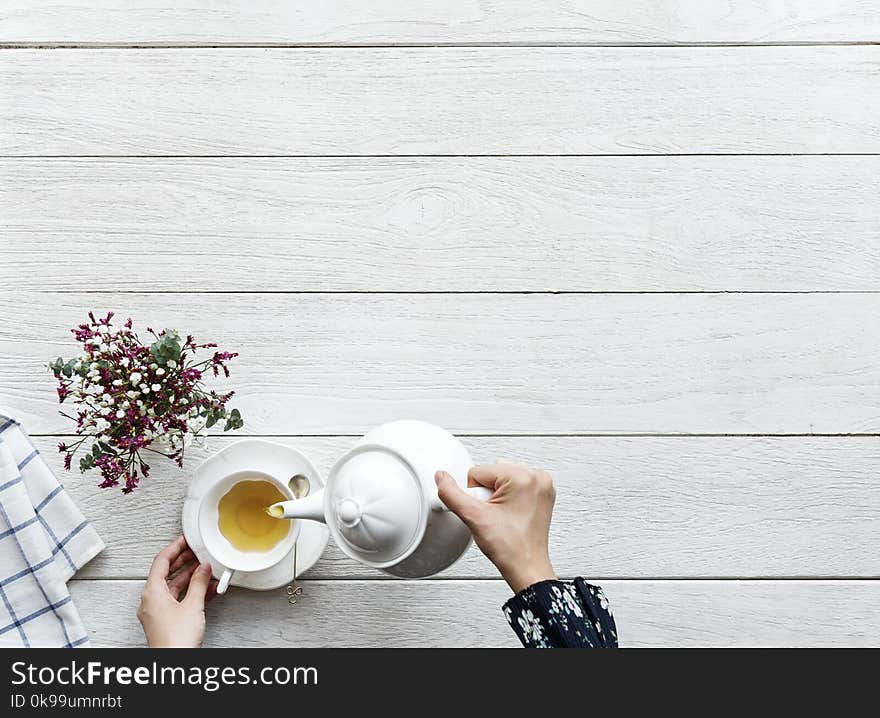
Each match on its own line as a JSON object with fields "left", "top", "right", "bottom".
{"left": 182, "top": 439, "right": 330, "bottom": 590}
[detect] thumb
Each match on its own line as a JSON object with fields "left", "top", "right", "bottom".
{"left": 185, "top": 562, "right": 213, "bottom": 607}
{"left": 435, "top": 470, "right": 483, "bottom": 524}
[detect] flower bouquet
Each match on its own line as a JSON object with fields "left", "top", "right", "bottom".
{"left": 50, "top": 312, "right": 244, "bottom": 492}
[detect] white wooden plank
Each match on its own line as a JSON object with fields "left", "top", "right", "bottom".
{"left": 31, "top": 435, "right": 880, "bottom": 580}
{"left": 3, "top": 293, "right": 879, "bottom": 435}
{"left": 3, "top": 1, "right": 879, "bottom": 45}
{"left": 69, "top": 579, "right": 880, "bottom": 647}
{"left": 2, "top": 47, "right": 878, "bottom": 155}
{"left": 4, "top": 156, "right": 879, "bottom": 292}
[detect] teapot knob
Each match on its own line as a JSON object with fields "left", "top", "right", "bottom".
{"left": 337, "top": 498, "right": 361, "bottom": 526}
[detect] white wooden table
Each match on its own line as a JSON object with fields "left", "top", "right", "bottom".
{"left": 2, "top": 2, "right": 879, "bottom": 647}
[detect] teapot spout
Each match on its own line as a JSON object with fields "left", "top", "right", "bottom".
{"left": 268, "top": 488, "right": 325, "bottom": 523}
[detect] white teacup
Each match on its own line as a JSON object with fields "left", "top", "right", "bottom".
{"left": 198, "top": 469, "right": 301, "bottom": 593}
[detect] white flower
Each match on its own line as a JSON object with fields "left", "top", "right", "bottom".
{"left": 150, "top": 363, "right": 158, "bottom": 370}
{"left": 129, "top": 372, "right": 142, "bottom": 385}
{"left": 517, "top": 609, "right": 544, "bottom": 643}
{"left": 73, "top": 361, "right": 81, "bottom": 371}
{"left": 151, "top": 384, "right": 161, "bottom": 392}
{"left": 120, "top": 357, "right": 130, "bottom": 367}
{"left": 95, "top": 418, "right": 111, "bottom": 432}
{"left": 126, "top": 390, "right": 139, "bottom": 399}
{"left": 102, "top": 393, "right": 111, "bottom": 403}
{"left": 156, "top": 368, "right": 165, "bottom": 376}
{"left": 99, "top": 344, "right": 109, "bottom": 352}
{"left": 112, "top": 379, "right": 122, "bottom": 386}
{"left": 121, "top": 401, "right": 130, "bottom": 409}
{"left": 562, "top": 588, "right": 583, "bottom": 618}
{"left": 167, "top": 360, "right": 177, "bottom": 369}
{"left": 142, "top": 386, "right": 150, "bottom": 394}
{"left": 116, "top": 410, "right": 125, "bottom": 418}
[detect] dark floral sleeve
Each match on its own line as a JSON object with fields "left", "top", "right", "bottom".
{"left": 503, "top": 578, "right": 618, "bottom": 648}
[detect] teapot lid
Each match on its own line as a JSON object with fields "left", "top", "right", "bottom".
{"left": 325, "top": 445, "right": 425, "bottom": 566}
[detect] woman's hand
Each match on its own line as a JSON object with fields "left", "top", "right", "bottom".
{"left": 435, "top": 462, "right": 557, "bottom": 593}
{"left": 137, "top": 535, "right": 218, "bottom": 648}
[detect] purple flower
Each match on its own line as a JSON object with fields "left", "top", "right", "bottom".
{"left": 49, "top": 313, "right": 243, "bottom": 492}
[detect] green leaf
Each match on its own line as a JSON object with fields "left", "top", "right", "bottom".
{"left": 148, "top": 330, "right": 183, "bottom": 366}
{"left": 205, "top": 415, "right": 217, "bottom": 428}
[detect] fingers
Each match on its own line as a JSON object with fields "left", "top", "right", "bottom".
{"left": 468, "top": 462, "right": 530, "bottom": 488}
{"left": 532, "top": 469, "right": 556, "bottom": 499}
{"left": 184, "top": 562, "right": 213, "bottom": 607}
{"left": 496, "top": 458, "right": 530, "bottom": 469}
{"left": 205, "top": 579, "right": 219, "bottom": 604}
{"left": 167, "top": 562, "right": 199, "bottom": 599}
{"left": 168, "top": 548, "right": 196, "bottom": 576}
{"left": 469, "top": 462, "right": 550, "bottom": 488}
{"left": 469, "top": 463, "right": 555, "bottom": 507}
{"left": 435, "top": 471, "right": 484, "bottom": 524}
{"left": 147, "top": 534, "right": 188, "bottom": 586}
{"left": 467, "top": 464, "right": 505, "bottom": 488}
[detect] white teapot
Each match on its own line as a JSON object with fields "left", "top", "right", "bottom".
{"left": 270, "top": 420, "right": 490, "bottom": 578}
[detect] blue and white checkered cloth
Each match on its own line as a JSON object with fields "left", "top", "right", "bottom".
{"left": 0, "top": 415, "right": 104, "bottom": 647}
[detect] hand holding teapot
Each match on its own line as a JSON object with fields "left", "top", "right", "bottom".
{"left": 435, "top": 463, "right": 557, "bottom": 593}
{"left": 270, "top": 420, "right": 558, "bottom": 583}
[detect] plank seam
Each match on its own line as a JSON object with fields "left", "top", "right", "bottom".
{"left": 9, "top": 290, "right": 880, "bottom": 296}
{"left": 2, "top": 42, "right": 880, "bottom": 49}
{"left": 27, "top": 433, "right": 880, "bottom": 439}
{"left": 8, "top": 291, "right": 880, "bottom": 296}
{"left": 4, "top": 153, "right": 880, "bottom": 159}
{"left": 69, "top": 577, "right": 880, "bottom": 582}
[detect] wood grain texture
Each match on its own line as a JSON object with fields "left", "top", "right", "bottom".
{"left": 29, "top": 435, "right": 880, "bottom": 580}
{"left": 4, "top": 1, "right": 879, "bottom": 45}
{"left": 3, "top": 293, "right": 879, "bottom": 435}
{"left": 70, "top": 579, "right": 880, "bottom": 647}
{"left": 4, "top": 156, "right": 880, "bottom": 292}
{"left": 3, "top": 47, "right": 879, "bottom": 155}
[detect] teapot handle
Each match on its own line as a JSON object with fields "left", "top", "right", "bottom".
{"left": 430, "top": 485, "right": 493, "bottom": 512}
